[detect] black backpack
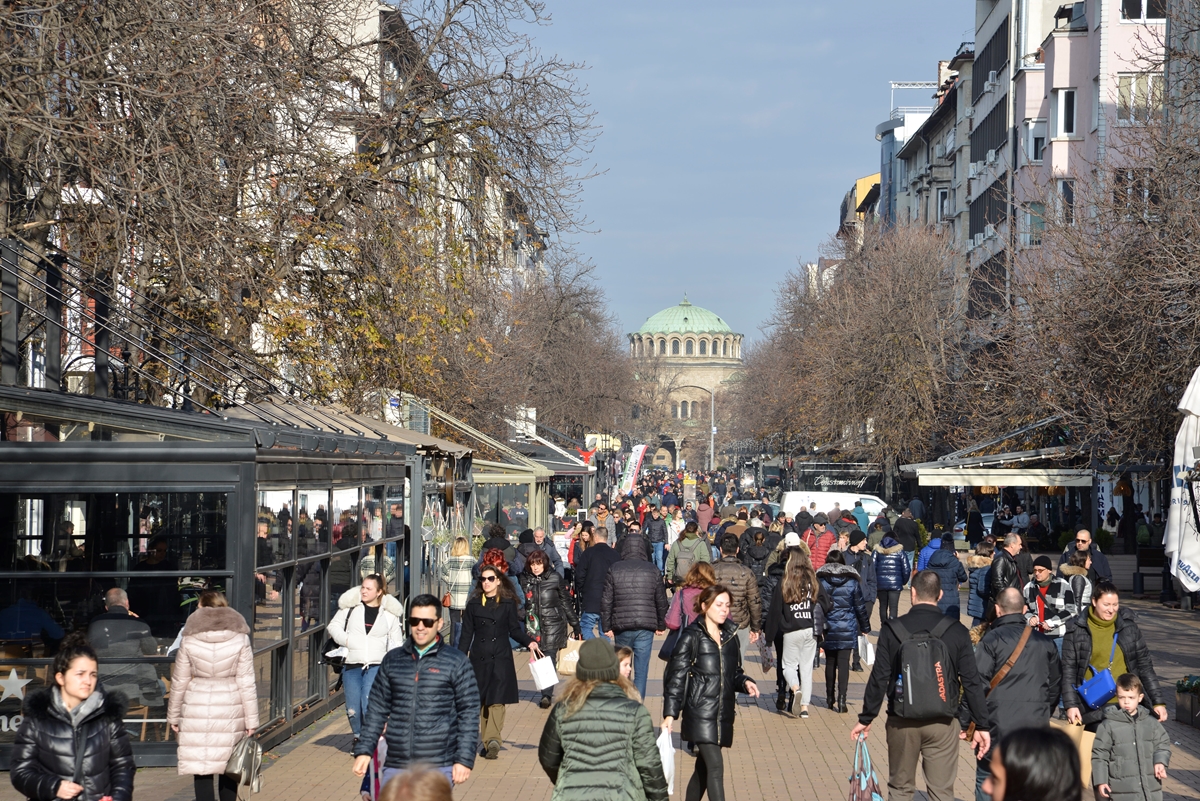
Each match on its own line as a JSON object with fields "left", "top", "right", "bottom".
{"left": 888, "top": 617, "right": 959, "bottom": 720}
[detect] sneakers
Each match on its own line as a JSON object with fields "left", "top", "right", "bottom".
{"left": 798, "top": 707, "right": 809, "bottom": 719}
{"left": 484, "top": 739, "right": 501, "bottom": 760}
{"left": 538, "top": 696, "right": 552, "bottom": 709}
{"left": 851, "top": 661, "right": 864, "bottom": 672}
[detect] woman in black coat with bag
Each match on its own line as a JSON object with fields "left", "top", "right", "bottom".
{"left": 521, "top": 549, "right": 580, "bottom": 708}
{"left": 10, "top": 632, "right": 135, "bottom": 801}
{"left": 662, "top": 584, "right": 760, "bottom": 801}
{"left": 817, "top": 550, "right": 871, "bottom": 714}
{"left": 460, "top": 560, "right": 544, "bottom": 760}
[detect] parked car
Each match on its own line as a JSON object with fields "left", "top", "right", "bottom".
{"left": 734, "top": 500, "right": 780, "bottom": 520}
{"left": 951, "top": 512, "right": 995, "bottom": 541}
{"left": 780, "top": 491, "right": 888, "bottom": 520}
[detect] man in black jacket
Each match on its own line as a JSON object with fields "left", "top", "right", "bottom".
{"left": 963, "top": 588, "right": 1061, "bottom": 801}
{"left": 601, "top": 542, "right": 668, "bottom": 700}
{"left": 987, "top": 532, "right": 1025, "bottom": 611}
{"left": 851, "top": 571, "right": 991, "bottom": 801}
{"left": 643, "top": 506, "right": 669, "bottom": 574}
{"left": 892, "top": 508, "right": 920, "bottom": 556}
{"left": 353, "top": 594, "right": 480, "bottom": 787}
{"left": 574, "top": 528, "right": 621, "bottom": 640}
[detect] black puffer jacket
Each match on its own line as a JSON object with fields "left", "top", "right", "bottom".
{"left": 600, "top": 557, "right": 668, "bottom": 634}
{"left": 643, "top": 516, "right": 668, "bottom": 544}
{"left": 11, "top": 688, "right": 134, "bottom": 801}
{"left": 662, "top": 619, "right": 752, "bottom": 747}
{"left": 354, "top": 637, "right": 481, "bottom": 769}
{"left": 521, "top": 569, "right": 580, "bottom": 651}
{"left": 1061, "top": 609, "right": 1166, "bottom": 725}
{"left": 616, "top": 531, "right": 653, "bottom": 562}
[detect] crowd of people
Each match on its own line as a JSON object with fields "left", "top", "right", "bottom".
{"left": 8, "top": 470, "right": 1181, "bottom": 801}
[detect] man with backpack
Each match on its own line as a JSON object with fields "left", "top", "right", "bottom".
{"left": 665, "top": 521, "right": 711, "bottom": 586}
{"left": 850, "top": 571, "right": 991, "bottom": 801}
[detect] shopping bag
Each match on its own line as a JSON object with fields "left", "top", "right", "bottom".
{"left": 529, "top": 654, "right": 559, "bottom": 691}
{"left": 1049, "top": 718, "right": 1095, "bottom": 787}
{"left": 656, "top": 726, "right": 676, "bottom": 795}
{"left": 557, "top": 638, "right": 582, "bottom": 676}
{"left": 848, "top": 737, "right": 885, "bottom": 801}
{"left": 857, "top": 635, "right": 875, "bottom": 666}
{"left": 223, "top": 735, "right": 263, "bottom": 794}
{"left": 756, "top": 634, "right": 776, "bottom": 673}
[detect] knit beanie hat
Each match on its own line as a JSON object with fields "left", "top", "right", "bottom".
{"left": 574, "top": 638, "right": 620, "bottom": 681}
{"left": 849, "top": 529, "right": 867, "bottom": 547}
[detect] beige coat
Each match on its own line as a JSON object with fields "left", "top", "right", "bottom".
{"left": 167, "top": 606, "right": 258, "bottom": 776}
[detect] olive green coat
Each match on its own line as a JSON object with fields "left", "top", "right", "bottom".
{"left": 538, "top": 683, "right": 668, "bottom": 801}
{"left": 1091, "top": 705, "right": 1172, "bottom": 801}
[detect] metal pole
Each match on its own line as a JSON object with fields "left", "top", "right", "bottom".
{"left": 709, "top": 388, "right": 714, "bottom": 472}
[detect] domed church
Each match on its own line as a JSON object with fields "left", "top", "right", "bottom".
{"left": 629, "top": 297, "right": 743, "bottom": 469}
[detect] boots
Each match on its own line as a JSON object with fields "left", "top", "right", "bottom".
{"left": 837, "top": 694, "right": 849, "bottom": 714}
{"left": 785, "top": 689, "right": 795, "bottom": 715}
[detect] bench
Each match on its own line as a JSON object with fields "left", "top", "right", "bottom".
{"left": 1133, "top": 547, "right": 1168, "bottom": 596}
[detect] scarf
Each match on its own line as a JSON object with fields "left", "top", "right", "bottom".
{"left": 1086, "top": 608, "right": 1127, "bottom": 704}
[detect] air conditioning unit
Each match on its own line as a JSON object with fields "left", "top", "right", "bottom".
{"left": 934, "top": 143, "right": 946, "bottom": 159}
{"left": 966, "top": 237, "right": 975, "bottom": 253}
{"left": 985, "top": 223, "right": 997, "bottom": 239}
{"left": 986, "top": 149, "right": 997, "bottom": 165}
{"left": 974, "top": 232, "right": 985, "bottom": 248}
{"left": 968, "top": 162, "right": 979, "bottom": 179}
{"left": 964, "top": 107, "right": 975, "bottom": 119}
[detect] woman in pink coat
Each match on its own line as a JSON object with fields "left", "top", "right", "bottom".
{"left": 168, "top": 591, "right": 258, "bottom": 801}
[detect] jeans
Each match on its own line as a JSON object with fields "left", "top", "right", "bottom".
{"left": 615, "top": 628, "right": 654, "bottom": 699}
{"left": 652, "top": 541, "right": 666, "bottom": 573}
{"left": 580, "top": 611, "right": 606, "bottom": 640}
{"left": 449, "top": 608, "right": 463, "bottom": 650}
{"left": 781, "top": 628, "right": 818, "bottom": 706}
{"left": 878, "top": 589, "right": 902, "bottom": 622}
{"left": 685, "top": 742, "right": 725, "bottom": 801}
{"left": 343, "top": 663, "right": 380, "bottom": 737}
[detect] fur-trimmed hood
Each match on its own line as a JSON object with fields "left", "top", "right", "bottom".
{"left": 816, "top": 562, "right": 861, "bottom": 584}
{"left": 1059, "top": 564, "right": 1088, "bottom": 577}
{"left": 966, "top": 554, "right": 993, "bottom": 569}
{"left": 338, "top": 585, "right": 404, "bottom": 617}
{"left": 874, "top": 541, "right": 904, "bottom": 555}
{"left": 23, "top": 686, "right": 127, "bottom": 724}
{"left": 181, "top": 606, "right": 250, "bottom": 642}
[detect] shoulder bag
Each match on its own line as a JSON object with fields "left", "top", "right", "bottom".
{"left": 658, "top": 591, "right": 684, "bottom": 661}
{"left": 964, "top": 623, "right": 1033, "bottom": 739}
{"left": 224, "top": 735, "right": 263, "bottom": 795}
{"left": 1077, "top": 631, "right": 1121, "bottom": 709}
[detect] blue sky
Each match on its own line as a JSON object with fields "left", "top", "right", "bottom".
{"left": 535, "top": 0, "right": 973, "bottom": 341}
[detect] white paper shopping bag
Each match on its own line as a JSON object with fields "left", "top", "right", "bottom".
{"left": 529, "top": 654, "right": 559, "bottom": 691}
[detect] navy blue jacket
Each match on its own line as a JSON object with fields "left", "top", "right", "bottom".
{"left": 966, "top": 555, "right": 992, "bottom": 620}
{"left": 817, "top": 563, "right": 871, "bottom": 650}
{"left": 355, "top": 637, "right": 481, "bottom": 770}
{"left": 926, "top": 546, "right": 968, "bottom": 613}
{"left": 872, "top": 538, "right": 910, "bottom": 591}
{"left": 847, "top": 547, "right": 878, "bottom": 606}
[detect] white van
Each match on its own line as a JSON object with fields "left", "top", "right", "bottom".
{"left": 781, "top": 491, "right": 889, "bottom": 521}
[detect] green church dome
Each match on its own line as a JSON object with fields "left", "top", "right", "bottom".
{"left": 635, "top": 297, "right": 734, "bottom": 336}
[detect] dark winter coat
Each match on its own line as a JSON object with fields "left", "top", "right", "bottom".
{"left": 760, "top": 558, "right": 787, "bottom": 623}
{"left": 616, "top": 532, "right": 653, "bottom": 562}
{"left": 643, "top": 516, "right": 668, "bottom": 544}
{"left": 917, "top": 538, "right": 942, "bottom": 572}
{"left": 966, "top": 554, "right": 992, "bottom": 620}
{"left": 1061, "top": 609, "right": 1166, "bottom": 726}
{"left": 459, "top": 595, "right": 535, "bottom": 706}
{"left": 662, "top": 619, "right": 753, "bottom": 747}
{"left": 11, "top": 688, "right": 134, "bottom": 801}
{"left": 522, "top": 569, "right": 580, "bottom": 651}
{"left": 1059, "top": 544, "right": 1114, "bottom": 583}
{"left": 538, "top": 683, "right": 668, "bottom": 801}
{"left": 926, "top": 546, "right": 968, "bottom": 615}
{"left": 574, "top": 543, "right": 621, "bottom": 615}
{"left": 518, "top": 539, "right": 565, "bottom": 577}
{"left": 872, "top": 538, "right": 910, "bottom": 592}
{"left": 298, "top": 559, "right": 323, "bottom": 620}
{"left": 354, "top": 636, "right": 481, "bottom": 770}
{"left": 959, "top": 614, "right": 1061, "bottom": 743}
{"left": 987, "top": 548, "right": 1024, "bottom": 609}
{"left": 712, "top": 556, "right": 764, "bottom": 632}
{"left": 600, "top": 557, "right": 668, "bottom": 634}
{"left": 741, "top": 543, "right": 772, "bottom": 581}
{"left": 891, "top": 517, "right": 920, "bottom": 553}
{"left": 1091, "top": 705, "right": 1172, "bottom": 801}
{"left": 817, "top": 563, "right": 871, "bottom": 651}
{"left": 847, "top": 547, "right": 878, "bottom": 605}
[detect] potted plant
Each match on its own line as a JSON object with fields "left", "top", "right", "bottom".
{"left": 1176, "top": 675, "right": 1200, "bottom": 726}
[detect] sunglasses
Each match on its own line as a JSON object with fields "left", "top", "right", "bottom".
{"left": 1075, "top": 539, "right": 1091, "bottom": 545}
{"left": 481, "top": 575, "right": 500, "bottom": 583}
{"left": 408, "top": 617, "right": 439, "bottom": 629}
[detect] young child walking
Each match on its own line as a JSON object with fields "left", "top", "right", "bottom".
{"left": 1092, "top": 673, "right": 1172, "bottom": 801}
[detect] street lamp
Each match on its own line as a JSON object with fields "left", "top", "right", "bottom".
{"left": 674, "top": 384, "right": 715, "bottom": 471}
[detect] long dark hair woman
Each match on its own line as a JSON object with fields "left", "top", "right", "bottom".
{"left": 538, "top": 639, "right": 667, "bottom": 801}
{"left": 460, "top": 559, "right": 544, "bottom": 760}
{"left": 763, "top": 550, "right": 826, "bottom": 718}
{"left": 11, "top": 632, "right": 135, "bottom": 801}
{"left": 983, "top": 727, "right": 1082, "bottom": 801}
{"left": 661, "top": 584, "right": 760, "bottom": 801}
{"left": 521, "top": 548, "right": 580, "bottom": 708}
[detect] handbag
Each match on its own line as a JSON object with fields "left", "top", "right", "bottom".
{"left": 1076, "top": 631, "right": 1120, "bottom": 709}
{"left": 224, "top": 735, "right": 263, "bottom": 795}
{"left": 441, "top": 591, "right": 452, "bottom": 608}
{"left": 658, "top": 591, "right": 684, "bottom": 661}
{"left": 848, "top": 737, "right": 885, "bottom": 801}
{"left": 965, "top": 623, "right": 1033, "bottom": 739}
{"left": 756, "top": 634, "right": 776, "bottom": 673}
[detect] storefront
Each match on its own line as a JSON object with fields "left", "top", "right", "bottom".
{"left": 0, "top": 386, "right": 470, "bottom": 766}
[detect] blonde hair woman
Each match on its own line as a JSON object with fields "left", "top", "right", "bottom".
{"left": 537, "top": 639, "right": 667, "bottom": 801}
{"left": 439, "top": 536, "right": 475, "bottom": 648}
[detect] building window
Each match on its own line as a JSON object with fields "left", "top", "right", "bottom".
{"left": 1026, "top": 119, "right": 1046, "bottom": 163}
{"left": 1121, "top": 0, "right": 1166, "bottom": 21}
{"left": 671, "top": 402, "right": 678, "bottom": 418}
{"left": 722, "top": 340, "right": 727, "bottom": 356}
{"left": 699, "top": 340, "right": 707, "bottom": 356}
{"left": 671, "top": 340, "right": 680, "bottom": 355}
{"left": 1117, "top": 73, "right": 1162, "bottom": 124}
{"left": 659, "top": 340, "right": 666, "bottom": 355}
{"left": 1058, "top": 179, "right": 1075, "bottom": 225}
{"left": 936, "top": 189, "right": 950, "bottom": 222}
{"left": 1025, "top": 202, "right": 1045, "bottom": 246}
{"left": 1053, "top": 89, "right": 1076, "bottom": 137}
{"left": 1114, "top": 168, "right": 1158, "bottom": 218}
{"left": 685, "top": 340, "right": 693, "bottom": 355}
{"left": 680, "top": 401, "right": 689, "bottom": 418}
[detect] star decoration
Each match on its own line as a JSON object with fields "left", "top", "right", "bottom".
{"left": 0, "top": 668, "right": 32, "bottom": 703}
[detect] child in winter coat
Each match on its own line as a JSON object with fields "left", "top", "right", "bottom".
{"left": 1092, "top": 674, "right": 1171, "bottom": 801}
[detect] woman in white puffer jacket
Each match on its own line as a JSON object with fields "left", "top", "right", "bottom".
{"left": 328, "top": 575, "right": 403, "bottom": 745}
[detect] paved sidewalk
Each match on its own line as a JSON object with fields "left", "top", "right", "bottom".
{"left": 5, "top": 595, "right": 1200, "bottom": 800}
